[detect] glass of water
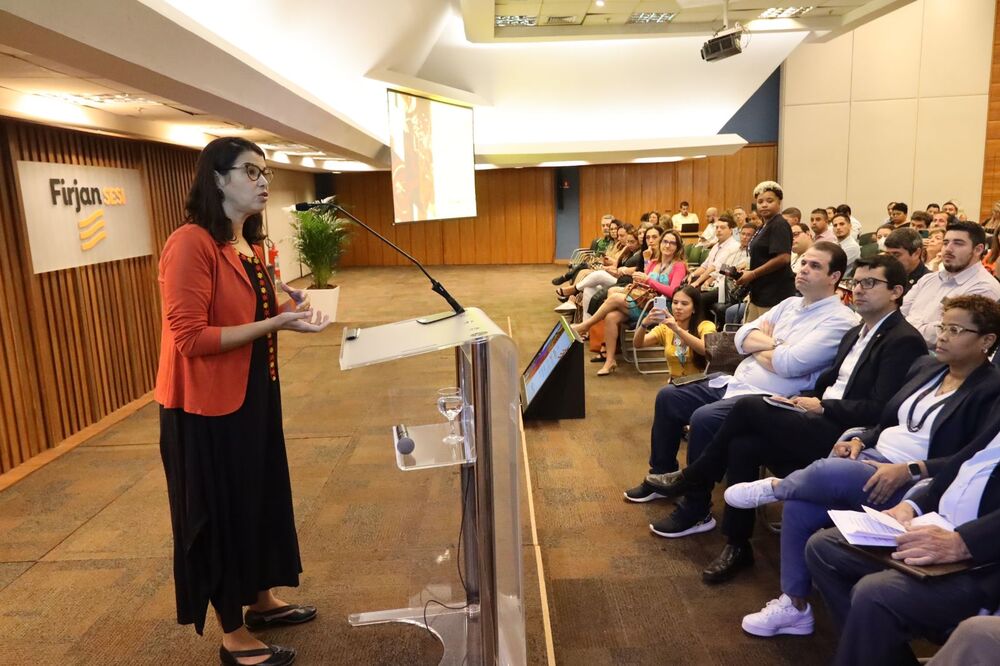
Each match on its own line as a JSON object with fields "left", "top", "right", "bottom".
{"left": 437, "top": 387, "right": 464, "bottom": 445}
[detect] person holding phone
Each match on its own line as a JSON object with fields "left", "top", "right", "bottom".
{"left": 633, "top": 286, "right": 716, "bottom": 379}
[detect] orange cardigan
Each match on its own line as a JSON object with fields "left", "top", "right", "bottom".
{"left": 155, "top": 223, "right": 291, "bottom": 416}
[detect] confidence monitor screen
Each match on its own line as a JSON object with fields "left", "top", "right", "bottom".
{"left": 522, "top": 319, "right": 574, "bottom": 406}
{"left": 387, "top": 90, "right": 477, "bottom": 224}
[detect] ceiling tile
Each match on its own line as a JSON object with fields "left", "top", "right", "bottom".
{"left": 582, "top": 12, "right": 632, "bottom": 24}
{"left": 634, "top": 0, "right": 683, "bottom": 11}
{"left": 494, "top": 1, "right": 542, "bottom": 15}
{"left": 0, "top": 77, "right": 120, "bottom": 96}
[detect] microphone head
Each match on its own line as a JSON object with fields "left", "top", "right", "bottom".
{"left": 396, "top": 437, "right": 415, "bottom": 455}
{"left": 294, "top": 202, "right": 311, "bottom": 211}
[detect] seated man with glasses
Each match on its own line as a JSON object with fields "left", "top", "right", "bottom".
{"left": 624, "top": 241, "right": 859, "bottom": 537}
{"left": 641, "top": 256, "right": 927, "bottom": 582}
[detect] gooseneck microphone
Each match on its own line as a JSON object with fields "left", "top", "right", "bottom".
{"left": 294, "top": 198, "right": 464, "bottom": 324}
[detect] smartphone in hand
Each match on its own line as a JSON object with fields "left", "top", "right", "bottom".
{"left": 653, "top": 296, "right": 668, "bottom": 311}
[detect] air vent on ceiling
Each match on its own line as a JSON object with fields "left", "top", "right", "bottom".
{"left": 495, "top": 14, "right": 537, "bottom": 27}
{"left": 545, "top": 15, "right": 582, "bottom": 26}
{"left": 759, "top": 6, "right": 814, "bottom": 19}
{"left": 628, "top": 12, "right": 677, "bottom": 24}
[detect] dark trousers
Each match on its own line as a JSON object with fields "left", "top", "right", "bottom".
{"left": 681, "top": 395, "right": 844, "bottom": 543}
{"left": 805, "top": 527, "right": 988, "bottom": 666}
{"left": 648, "top": 377, "right": 740, "bottom": 518}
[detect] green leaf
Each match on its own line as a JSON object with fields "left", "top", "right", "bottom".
{"left": 290, "top": 203, "right": 352, "bottom": 289}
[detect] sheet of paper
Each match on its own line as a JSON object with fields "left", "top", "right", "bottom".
{"left": 862, "top": 505, "right": 906, "bottom": 533}
{"left": 829, "top": 509, "right": 898, "bottom": 546}
{"left": 910, "top": 511, "right": 955, "bottom": 531}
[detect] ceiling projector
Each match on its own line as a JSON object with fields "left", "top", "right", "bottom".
{"left": 701, "top": 25, "right": 744, "bottom": 62}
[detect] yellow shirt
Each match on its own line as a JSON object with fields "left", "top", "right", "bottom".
{"left": 650, "top": 320, "right": 717, "bottom": 377}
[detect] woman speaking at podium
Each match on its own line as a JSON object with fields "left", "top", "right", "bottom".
{"left": 155, "top": 137, "right": 330, "bottom": 665}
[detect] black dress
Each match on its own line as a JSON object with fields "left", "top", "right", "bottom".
{"left": 159, "top": 251, "right": 301, "bottom": 634}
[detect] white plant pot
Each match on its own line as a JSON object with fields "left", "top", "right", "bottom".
{"left": 304, "top": 285, "right": 339, "bottom": 322}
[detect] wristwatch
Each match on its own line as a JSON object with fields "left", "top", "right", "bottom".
{"left": 907, "top": 462, "right": 922, "bottom": 481}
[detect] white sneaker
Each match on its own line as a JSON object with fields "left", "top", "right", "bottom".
{"left": 554, "top": 301, "right": 577, "bottom": 313}
{"left": 724, "top": 477, "right": 779, "bottom": 509}
{"left": 741, "top": 594, "right": 814, "bottom": 637}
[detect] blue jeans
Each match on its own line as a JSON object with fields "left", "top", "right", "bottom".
{"left": 773, "top": 450, "right": 914, "bottom": 598}
{"left": 649, "top": 377, "right": 743, "bottom": 516}
{"left": 725, "top": 302, "right": 746, "bottom": 325}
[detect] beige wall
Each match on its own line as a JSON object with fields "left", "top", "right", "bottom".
{"left": 262, "top": 167, "right": 315, "bottom": 281}
{"left": 779, "top": 0, "right": 995, "bottom": 231}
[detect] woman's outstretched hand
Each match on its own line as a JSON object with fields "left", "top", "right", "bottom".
{"left": 279, "top": 282, "right": 311, "bottom": 311}
{"left": 273, "top": 310, "right": 331, "bottom": 333}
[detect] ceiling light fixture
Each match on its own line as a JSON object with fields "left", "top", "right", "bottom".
{"left": 632, "top": 156, "right": 684, "bottom": 164}
{"left": 595, "top": 0, "right": 606, "bottom": 7}
{"left": 495, "top": 14, "right": 537, "bottom": 27}
{"left": 759, "top": 6, "right": 814, "bottom": 19}
{"left": 627, "top": 12, "right": 677, "bottom": 24}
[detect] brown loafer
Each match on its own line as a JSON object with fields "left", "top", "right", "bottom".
{"left": 244, "top": 604, "right": 317, "bottom": 631}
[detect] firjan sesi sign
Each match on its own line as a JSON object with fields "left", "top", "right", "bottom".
{"left": 16, "top": 161, "right": 152, "bottom": 274}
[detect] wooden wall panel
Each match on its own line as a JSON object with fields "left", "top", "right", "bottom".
{"left": 981, "top": 1, "right": 1000, "bottom": 219}
{"left": 336, "top": 168, "right": 556, "bottom": 267}
{"left": 0, "top": 119, "right": 197, "bottom": 473}
{"left": 578, "top": 144, "right": 778, "bottom": 243}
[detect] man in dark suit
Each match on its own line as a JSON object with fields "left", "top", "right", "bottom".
{"left": 636, "top": 255, "right": 928, "bottom": 582}
{"left": 806, "top": 412, "right": 1000, "bottom": 666}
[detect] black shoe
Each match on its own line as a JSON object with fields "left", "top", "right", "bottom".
{"left": 702, "top": 543, "right": 755, "bottom": 584}
{"left": 245, "top": 604, "right": 317, "bottom": 631}
{"left": 623, "top": 481, "right": 668, "bottom": 503}
{"left": 220, "top": 644, "right": 295, "bottom": 665}
{"left": 649, "top": 507, "right": 716, "bottom": 538}
{"left": 552, "top": 274, "right": 568, "bottom": 285}
{"left": 644, "top": 470, "right": 698, "bottom": 498}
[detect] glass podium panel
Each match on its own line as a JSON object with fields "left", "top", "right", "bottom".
{"left": 340, "top": 308, "right": 526, "bottom": 666}
{"left": 340, "top": 308, "right": 505, "bottom": 370}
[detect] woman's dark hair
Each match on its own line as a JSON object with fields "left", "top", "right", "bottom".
{"left": 641, "top": 224, "right": 666, "bottom": 252}
{"left": 186, "top": 137, "right": 267, "bottom": 245}
{"left": 941, "top": 294, "right": 1000, "bottom": 354}
{"left": 673, "top": 284, "right": 707, "bottom": 368}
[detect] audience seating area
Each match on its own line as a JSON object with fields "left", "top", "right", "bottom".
{"left": 549, "top": 194, "right": 1000, "bottom": 665}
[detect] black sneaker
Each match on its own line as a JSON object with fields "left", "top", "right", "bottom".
{"left": 623, "top": 481, "right": 668, "bottom": 503}
{"left": 649, "top": 507, "right": 716, "bottom": 538}
{"left": 551, "top": 274, "right": 569, "bottom": 285}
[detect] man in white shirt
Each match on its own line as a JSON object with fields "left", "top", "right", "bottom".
{"left": 639, "top": 255, "right": 926, "bottom": 584}
{"left": 837, "top": 203, "right": 863, "bottom": 239}
{"left": 698, "top": 207, "right": 720, "bottom": 248}
{"left": 901, "top": 220, "right": 1000, "bottom": 348}
{"left": 833, "top": 213, "right": 860, "bottom": 274}
{"left": 790, "top": 221, "right": 813, "bottom": 275}
{"left": 671, "top": 201, "right": 699, "bottom": 229}
{"left": 625, "top": 241, "right": 859, "bottom": 538}
{"left": 691, "top": 216, "right": 740, "bottom": 290}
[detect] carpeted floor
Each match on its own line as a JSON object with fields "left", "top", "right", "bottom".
{"left": 0, "top": 264, "right": 846, "bottom": 665}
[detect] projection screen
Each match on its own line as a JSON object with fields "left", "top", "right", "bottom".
{"left": 387, "top": 90, "right": 477, "bottom": 223}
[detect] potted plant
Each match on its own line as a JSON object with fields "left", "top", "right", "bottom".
{"left": 290, "top": 204, "right": 351, "bottom": 321}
